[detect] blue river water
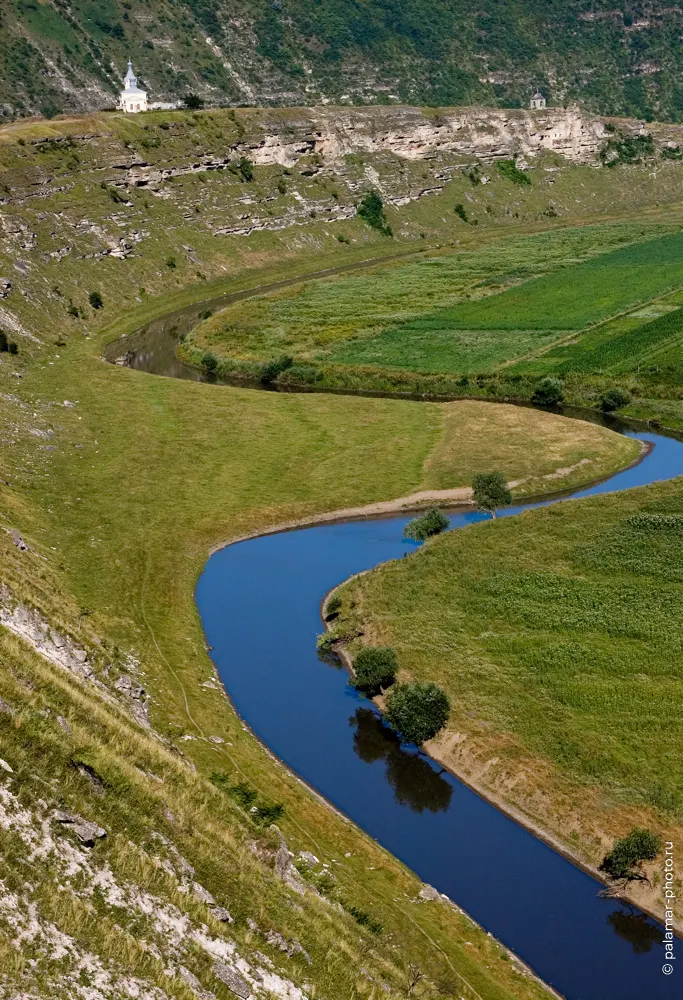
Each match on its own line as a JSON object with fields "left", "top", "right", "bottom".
{"left": 196, "top": 429, "right": 683, "bottom": 1000}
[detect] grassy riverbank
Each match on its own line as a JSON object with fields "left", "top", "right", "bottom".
{"left": 336, "top": 479, "right": 683, "bottom": 924}
{"left": 0, "top": 272, "right": 640, "bottom": 999}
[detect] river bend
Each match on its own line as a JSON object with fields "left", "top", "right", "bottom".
{"left": 196, "top": 430, "right": 683, "bottom": 1000}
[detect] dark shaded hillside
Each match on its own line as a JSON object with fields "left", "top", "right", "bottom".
{"left": 3, "top": 0, "right": 683, "bottom": 121}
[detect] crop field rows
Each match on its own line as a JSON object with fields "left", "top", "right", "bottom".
{"left": 194, "top": 221, "right": 679, "bottom": 361}
{"left": 194, "top": 223, "right": 683, "bottom": 387}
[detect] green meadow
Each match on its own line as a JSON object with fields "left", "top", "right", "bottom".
{"left": 337, "top": 479, "right": 683, "bottom": 904}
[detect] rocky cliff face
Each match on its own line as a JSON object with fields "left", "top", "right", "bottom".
{"left": 247, "top": 105, "right": 608, "bottom": 166}
{"left": 1, "top": 104, "right": 682, "bottom": 348}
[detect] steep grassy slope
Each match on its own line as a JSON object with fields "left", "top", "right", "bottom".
{"left": 335, "top": 479, "right": 683, "bottom": 925}
{"left": 5, "top": 0, "right": 683, "bottom": 121}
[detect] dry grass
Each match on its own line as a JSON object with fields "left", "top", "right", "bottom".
{"left": 422, "top": 400, "right": 640, "bottom": 493}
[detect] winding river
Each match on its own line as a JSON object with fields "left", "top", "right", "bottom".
{"left": 112, "top": 319, "right": 682, "bottom": 1000}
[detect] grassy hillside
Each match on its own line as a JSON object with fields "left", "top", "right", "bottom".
{"left": 335, "top": 479, "right": 683, "bottom": 923}
{"left": 5, "top": 0, "right": 683, "bottom": 120}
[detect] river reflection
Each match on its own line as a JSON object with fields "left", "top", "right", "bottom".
{"left": 350, "top": 707, "right": 453, "bottom": 814}
{"left": 608, "top": 907, "right": 665, "bottom": 954}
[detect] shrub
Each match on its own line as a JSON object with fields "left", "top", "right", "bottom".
{"left": 201, "top": 351, "right": 218, "bottom": 371}
{"left": 454, "top": 203, "right": 469, "bottom": 223}
{"left": 325, "top": 594, "right": 342, "bottom": 620}
{"left": 600, "top": 386, "right": 631, "bottom": 412}
{"left": 165, "top": 255, "right": 177, "bottom": 269}
{"left": 357, "top": 190, "right": 392, "bottom": 236}
{"left": 497, "top": 159, "right": 531, "bottom": 186}
{"left": 662, "top": 145, "right": 683, "bottom": 160}
{"left": 385, "top": 682, "right": 450, "bottom": 745}
{"left": 403, "top": 507, "right": 449, "bottom": 541}
{"left": 0, "top": 331, "right": 7, "bottom": 352}
{"left": 277, "top": 179, "right": 287, "bottom": 194}
{"left": 472, "top": 471, "right": 512, "bottom": 518}
{"left": 278, "top": 363, "right": 322, "bottom": 385}
{"left": 260, "top": 354, "right": 293, "bottom": 384}
{"left": 183, "top": 93, "right": 204, "bottom": 109}
{"left": 599, "top": 827, "right": 662, "bottom": 883}
{"left": 238, "top": 157, "right": 254, "bottom": 182}
{"left": 352, "top": 646, "right": 397, "bottom": 693}
{"left": 347, "top": 905, "right": 382, "bottom": 934}
{"left": 532, "top": 376, "right": 564, "bottom": 406}
{"left": 8, "top": 341, "right": 18, "bottom": 355}
{"left": 88, "top": 291, "right": 103, "bottom": 310}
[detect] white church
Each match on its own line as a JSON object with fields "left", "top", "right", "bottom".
{"left": 118, "top": 61, "right": 179, "bottom": 113}
{"left": 119, "top": 61, "right": 148, "bottom": 113}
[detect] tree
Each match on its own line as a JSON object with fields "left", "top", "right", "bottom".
{"left": 601, "top": 386, "right": 631, "bottom": 412}
{"left": 88, "top": 290, "right": 103, "bottom": 310}
{"left": 238, "top": 157, "right": 254, "bottom": 182}
{"left": 403, "top": 507, "right": 449, "bottom": 541}
{"left": 385, "top": 682, "right": 450, "bottom": 745}
{"left": 183, "top": 93, "right": 204, "bottom": 109}
{"left": 357, "top": 190, "right": 392, "bottom": 236}
{"left": 353, "top": 646, "right": 397, "bottom": 694}
{"left": 8, "top": 341, "right": 18, "bottom": 354}
{"left": 0, "top": 331, "right": 7, "bottom": 352}
{"left": 202, "top": 351, "right": 218, "bottom": 372}
{"left": 532, "top": 376, "right": 564, "bottom": 406}
{"left": 599, "top": 828, "right": 662, "bottom": 886}
{"left": 472, "top": 471, "right": 512, "bottom": 518}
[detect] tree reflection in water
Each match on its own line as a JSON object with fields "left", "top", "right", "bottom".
{"left": 350, "top": 707, "right": 453, "bottom": 814}
{"left": 607, "top": 907, "right": 664, "bottom": 954}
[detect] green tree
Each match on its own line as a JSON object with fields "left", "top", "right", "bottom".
{"left": 353, "top": 646, "right": 397, "bottom": 694}
{"left": 238, "top": 157, "right": 254, "bottom": 182}
{"left": 472, "top": 471, "right": 512, "bottom": 519}
{"left": 202, "top": 351, "right": 218, "bottom": 372}
{"left": 88, "top": 291, "right": 103, "bottom": 310}
{"left": 599, "top": 828, "right": 662, "bottom": 885}
{"left": 8, "top": 341, "right": 18, "bottom": 355}
{"left": 404, "top": 507, "right": 449, "bottom": 541}
{"left": 357, "top": 190, "right": 392, "bottom": 236}
{"left": 601, "top": 386, "right": 631, "bottom": 412}
{"left": 532, "top": 376, "right": 564, "bottom": 406}
{"left": 385, "top": 682, "right": 450, "bottom": 746}
{"left": 183, "top": 93, "right": 204, "bottom": 109}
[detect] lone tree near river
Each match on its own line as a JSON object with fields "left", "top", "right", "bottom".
{"left": 385, "top": 682, "right": 450, "bottom": 746}
{"left": 472, "top": 471, "right": 512, "bottom": 518}
{"left": 599, "top": 827, "right": 662, "bottom": 888}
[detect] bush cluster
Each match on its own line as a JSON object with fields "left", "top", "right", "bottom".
{"left": 497, "top": 159, "right": 531, "bottom": 186}
{"left": 403, "top": 507, "right": 449, "bottom": 541}
{"left": 261, "top": 354, "right": 293, "bottom": 384}
{"left": 600, "top": 386, "right": 631, "bottom": 412}
{"left": 357, "top": 190, "right": 392, "bottom": 236}
{"left": 352, "top": 646, "right": 397, "bottom": 694}
{"left": 532, "top": 376, "right": 564, "bottom": 406}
